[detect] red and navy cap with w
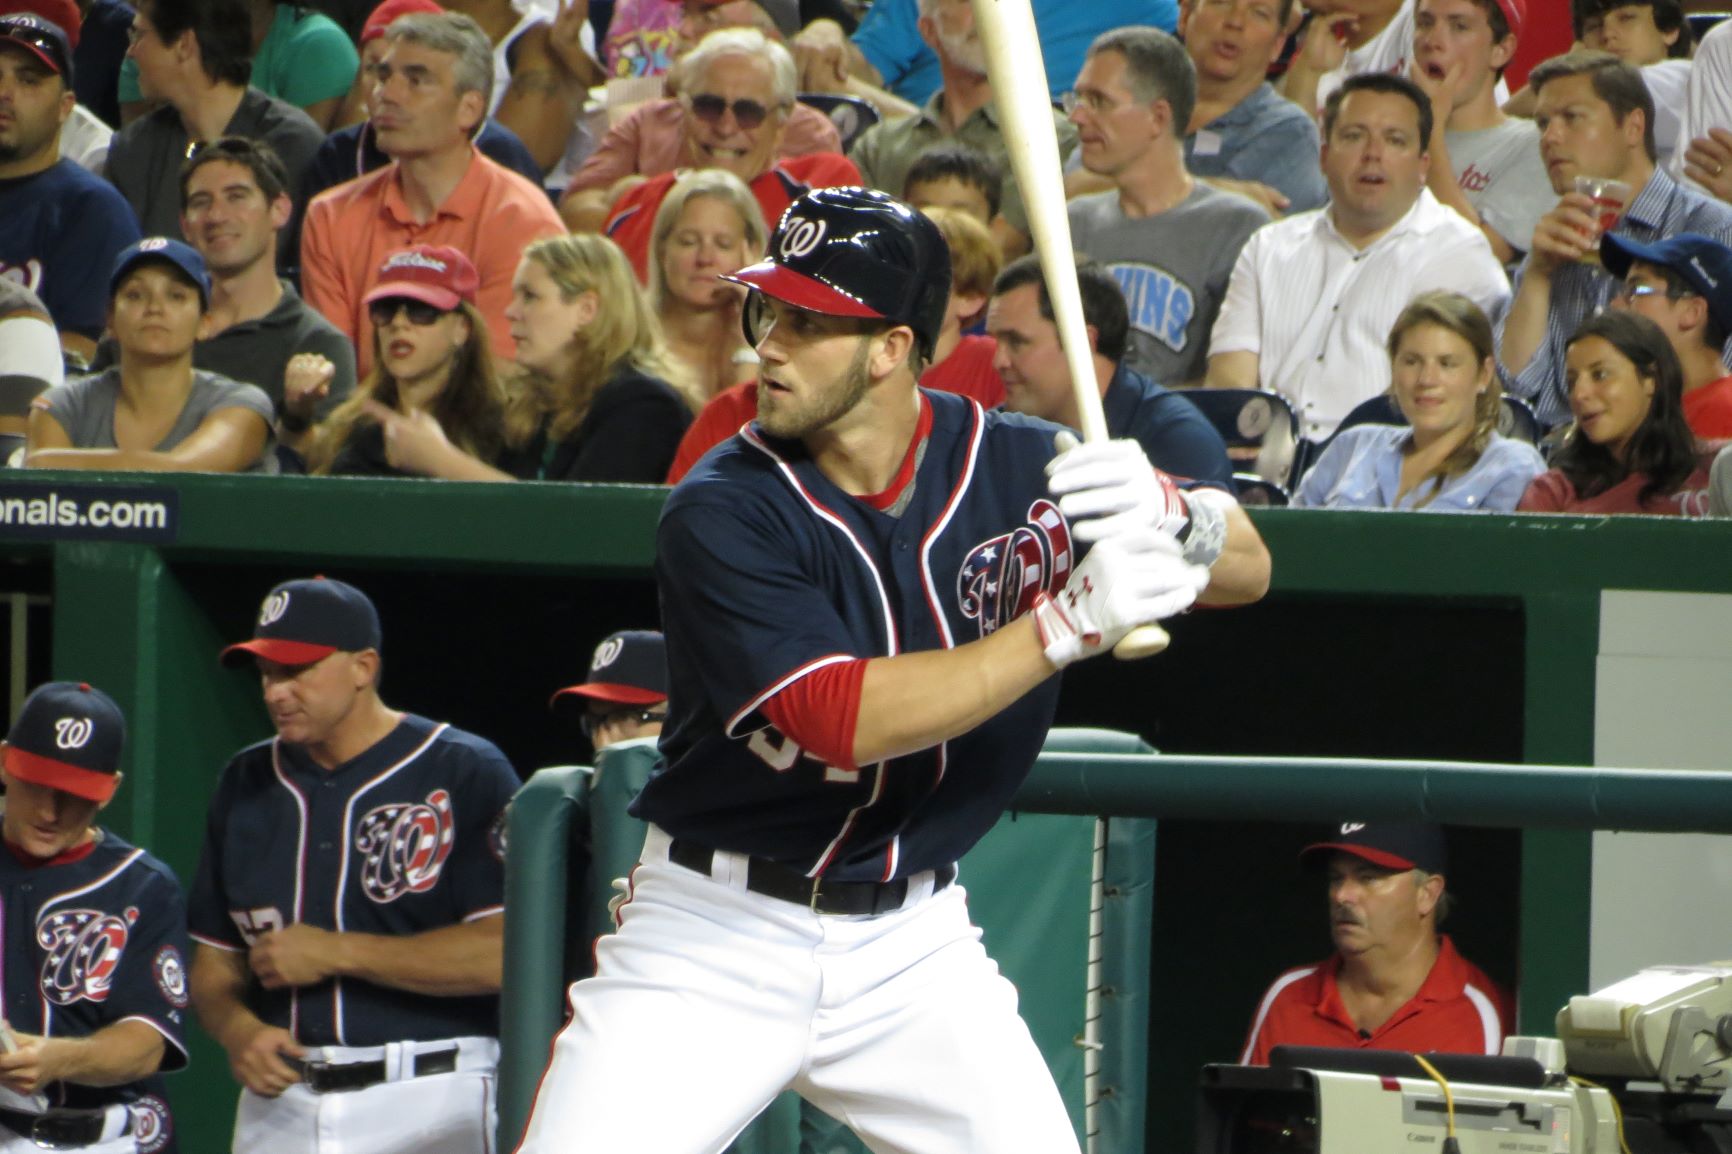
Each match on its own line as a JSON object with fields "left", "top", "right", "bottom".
{"left": 3, "top": 681, "right": 125, "bottom": 803}
{"left": 1300, "top": 821, "right": 1447, "bottom": 874}
{"left": 551, "top": 629, "right": 667, "bottom": 707}
{"left": 220, "top": 576, "right": 382, "bottom": 667}
{"left": 723, "top": 186, "right": 952, "bottom": 361}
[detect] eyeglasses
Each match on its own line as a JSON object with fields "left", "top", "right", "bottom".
{"left": 1061, "top": 89, "right": 1135, "bottom": 117}
{"left": 368, "top": 297, "right": 447, "bottom": 327}
{"left": 2, "top": 21, "right": 68, "bottom": 70}
{"left": 686, "top": 93, "right": 774, "bottom": 131}
{"left": 580, "top": 708, "right": 666, "bottom": 741}
{"left": 124, "top": 21, "right": 152, "bottom": 45}
{"left": 1616, "top": 282, "right": 1686, "bottom": 304}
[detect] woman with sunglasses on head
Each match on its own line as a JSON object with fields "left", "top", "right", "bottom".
{"left": 25, "top": 238, "right": 276, "bottom": 473}
{"left": 1296, "top": 292, "right": 1546, "bottom": 511}
{"left": 648, "top": 169, "right": 769, "bottom": 402}
{"left": 303, "top": 244, "right": 513, "bottom": 478}
{"left": 1518, "top": 310, "right": 1716, "bottom": 515}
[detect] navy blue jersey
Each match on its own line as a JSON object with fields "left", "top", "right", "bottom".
{"left": 187, "top": 716, "right": 518, "bottom": 1047}
{"left": 0, "top": 830, "right": 188, "bottom": 1152}
{"left": 635, "top": 390, "right": 1082, "bottom": 881}
{"left": 0, "top": 160, "right": 142, "bottom": 341}
{"left": 1102, "top": 364, "right": 1235, "bottom": 491}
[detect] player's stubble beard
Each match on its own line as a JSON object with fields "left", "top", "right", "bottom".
{"left": 757, "top": 336, "right": 873, "bottom": 440}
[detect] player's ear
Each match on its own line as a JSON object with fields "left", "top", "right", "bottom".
{"left": 98, "top": 773, "right": 122, "bottom": 812}
{"left": 352, "top": 648, "right": 382, "bottom": 691}
{"left": 871, "top": 325, "right": 916, "bottom": 378}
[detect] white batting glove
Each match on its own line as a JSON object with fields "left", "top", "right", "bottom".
{"left": 1045, "top": 433, "right": 1189, "bottom": 542}
{"left": 1032, "top": 530, "right": 1209, "bottom": 668}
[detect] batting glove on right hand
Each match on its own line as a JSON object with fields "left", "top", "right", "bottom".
{"left": 1032, "top": 530, "right": 1210, "bottom": 669}
{"left": 1045, "top": 432, "right": 1190, "bottom": 543}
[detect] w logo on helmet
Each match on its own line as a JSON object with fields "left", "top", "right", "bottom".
{"left": 356, "top": 790, "right": 456, "bottom": 903}
{"left": 591, "top": 637, "right": 623, "bottom": 671}
{"left": 957, "top": 500, "right": 1074, "bottom": 638}
{"left": 779, "top": 217, "right": 828, "bottom": 261}
{"left": 258, "top": 592, "right": 290, "bottom": 626}
{"left": 54, "top": 717, "right": 93, "bottom": 750}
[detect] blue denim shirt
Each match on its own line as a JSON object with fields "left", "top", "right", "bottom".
{"left": 1294, "top": 425, "right": 1545, "bottom": 511}
{"left": 1185, "top": 83, "right": 1329, "bottom": 214}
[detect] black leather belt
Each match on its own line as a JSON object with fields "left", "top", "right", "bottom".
{"left": 292, "top": 1046, "right": 460, "bottom": 1094}
{"left": 668, "top": 839, "right": 956, "bottom": 916}
{"left": 0, "top": 1105, "right": 128, "bottom": 1149}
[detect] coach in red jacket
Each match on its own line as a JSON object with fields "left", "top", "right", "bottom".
{"left": 1239, "top": 822, "right": 1511, "bottom": 1066}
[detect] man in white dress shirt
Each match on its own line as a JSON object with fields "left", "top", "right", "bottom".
{"left": 1204, "top": 71, "right": 1509, "bottom": 440}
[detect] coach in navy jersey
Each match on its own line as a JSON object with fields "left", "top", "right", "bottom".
{"left": 0, "top": 681, "right": 189, "bottom": 1154}
{"left": 518, "top": 187, "right": 1271, "bottom": 1153}
{"left": 188, "top": 577, "right": 519, "bottom": 1154}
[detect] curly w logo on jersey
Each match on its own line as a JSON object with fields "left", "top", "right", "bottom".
{"left": 37, "top": 907, "right": 133, "bottom": 1005}
{"left": 957, "top": 499, "right": 1074, "bottom": 637}
{"left": 356, "top": 789, "right": 456, "bottom": 902}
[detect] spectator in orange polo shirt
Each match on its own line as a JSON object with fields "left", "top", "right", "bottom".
{"left": 300, "top": 10, "right": 563, "bottom": 378}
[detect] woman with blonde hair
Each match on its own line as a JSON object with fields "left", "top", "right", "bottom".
{"left": 1296, "top": 291, "right": 1545, "bottom": 511}
{"left": 302, "top": 245, "right": 512, "bottom": 478}
{"left": 648, "top": 168, "right": 769, "bottom": 401}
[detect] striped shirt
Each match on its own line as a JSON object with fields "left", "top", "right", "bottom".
{"left": 1209, "top": 188, "right": 1511, "bottom": 440}
{"left": 1502, "top": 168, "right": 1732, "bottom": 429}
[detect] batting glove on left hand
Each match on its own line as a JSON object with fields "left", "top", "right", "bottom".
{"left": 1045, "top": 433, "right": 1189, "bottom": 543}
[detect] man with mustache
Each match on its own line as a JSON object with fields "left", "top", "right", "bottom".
{"left": 1239, "top": 822, "right": 1509, "bottom": 1065}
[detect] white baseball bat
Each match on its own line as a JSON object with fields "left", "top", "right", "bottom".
{"left": 970, "top": 0, "right": 1170, "bottom": 659}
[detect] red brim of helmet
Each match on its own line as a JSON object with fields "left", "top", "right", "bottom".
{"left": 3, "top": 745, "right": 118, "bottom": 803}
{"left": 549, "top": 683, "right": 667, "bottom": 708}
{"left": 723, "top": 262, "right": 885, "bottom": 320}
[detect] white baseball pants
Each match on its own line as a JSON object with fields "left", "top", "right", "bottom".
{"left": 515, "top": 826, "right": 1080, "bottom": 1154}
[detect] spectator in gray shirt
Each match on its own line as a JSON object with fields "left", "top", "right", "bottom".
{"left": 25, "top": 237, "right": 276, "bottom": 472}
{"left": 1067, "top": 25, "right": 1269, "bottom": 385}
{"left": 105, "top": 0, "right": 322, "bottom": 270}
{"left": 1179, "top": 0, "right": 1328, "bottom": 215}
{"left": 92, "top": 137, "right": 354, "bottom": 468}
{"left": 1409, "top": 0, "right": 1550, "bottom": 264}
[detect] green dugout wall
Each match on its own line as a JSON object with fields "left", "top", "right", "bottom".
{"left": 1, "top": 470, "right": 1729, "bottom": 1151}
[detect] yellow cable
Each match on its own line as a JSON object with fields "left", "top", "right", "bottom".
{"left": 1569, "top": 1075, "right": 1633, "bottom": 1154}
{"left": 1413, "top": 1054, "right": 1458, "bottom": 1143}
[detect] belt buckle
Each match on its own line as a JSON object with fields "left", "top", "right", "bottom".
{"left": 30, "top": 1115, "right": 86, "bottom": 1151}
{"left": 807, "top": 875, "right": 824, "bottom": 913}
{"left": 301, "top": 1059, "right": 337, "bottom": 1095}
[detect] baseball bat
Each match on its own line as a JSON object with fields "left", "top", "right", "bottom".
{"left": 970, "top": 0, "right": 1170, "bottom": 659}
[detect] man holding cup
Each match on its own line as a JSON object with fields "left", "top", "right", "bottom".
{"left": 1497, "top": 50, "right": 1732, "bottom": 429}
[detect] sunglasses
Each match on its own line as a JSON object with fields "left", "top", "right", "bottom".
{"left": 687, "top": 93, "right": 775, "bottom": 131}
{"left": 1, "top": 22, "right": 68, "bottom": 71}
{"left": 580, "top": 707, "right": 666, "bottom": 741}
{"left": 368, "top": 297, "right": 447, "bottom": 327}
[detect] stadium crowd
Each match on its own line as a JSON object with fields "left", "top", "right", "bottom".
{"left": 4, "top": 0, "right": 1732, "bottom": 510}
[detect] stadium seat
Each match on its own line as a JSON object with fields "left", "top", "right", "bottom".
{"left": 1178, "top": 387, "right": 1300, "bottom": 499}
{"left": 797, "top": 93, "right": 882, "bottom": 151}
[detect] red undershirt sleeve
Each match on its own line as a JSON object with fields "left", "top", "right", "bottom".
{"left": 759, "top": 657, "right": 869, "bottom": 771}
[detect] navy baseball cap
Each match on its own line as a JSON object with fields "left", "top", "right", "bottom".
{"left": 1300, "top": 822, "right": 1447, "bottom": 874}
{"left": 1601, "top": 232, "right": 1732, "bottom": 338}
{"left": 221, "top": 577, "right": 382, "bottom": 667}
{"left": 3, "top": 682, "right": 125, "bottom": 803}
{"left": 0, "top": 13, "right": 72, "bottom": 82}
{"left": 551, "top": 630, "right": 667, "bottom": 707}
{"left": 110, "top": 237, "right": 212, "bottom": 309}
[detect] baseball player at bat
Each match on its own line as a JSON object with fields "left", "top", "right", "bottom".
{"left": 0, "top": 682, "right": 190, "bottom": 1154}
{"left": 516, "top": 186, "right": 1271, "bottom": 1154}
{"left": 187, "top": 577, "right": 520, "bottom": 1154}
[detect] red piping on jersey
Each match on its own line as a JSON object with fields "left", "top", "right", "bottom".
{"left": 882, "top": 836, "right": 898, "bottom": 882}
{"left": 810, "top": 763, "right": 887, "bottom": 877}
{"left": 855, "top": 395, "right": 933, "bottom": 512}
{"left": 36, "top": 847, "right": 145, "bottom": 1038}
{"left": 725, "top": 653, "right": 854, "bottom": 741}
{"left": 269, "top": 742, "right": 311, "bottom": 1041}
{"left": 329, "top": 722, "right": 448, "bottom": 1045}
{"left": 741, "top": 426, "right": 902, "bottom": 657}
